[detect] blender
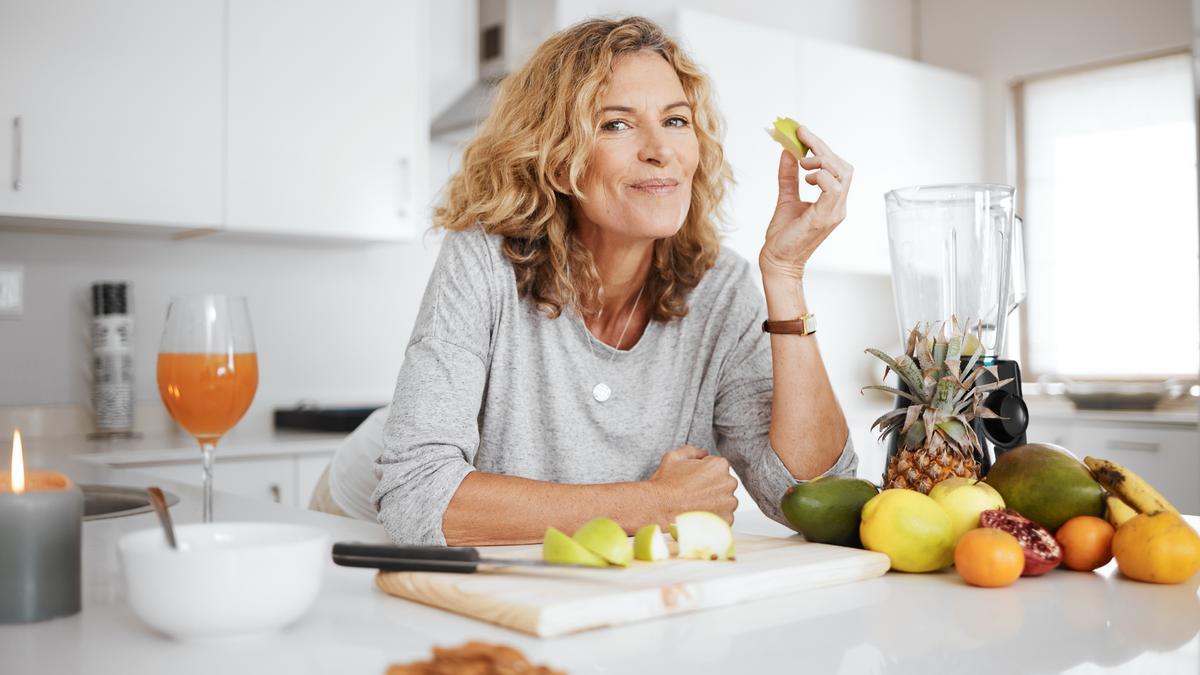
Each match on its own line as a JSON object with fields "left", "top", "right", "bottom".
{"left": 883, "top": 183, "right": 1028, "bottom": 474}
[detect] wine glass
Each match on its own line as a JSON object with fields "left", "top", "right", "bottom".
{"left": 156, "top": 296, "right": 258, "bottom": 523}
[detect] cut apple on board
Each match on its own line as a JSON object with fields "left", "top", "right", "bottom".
{"left": 765, "top": 116, "right": 809, "bottom": 161}
{"left": 542, "top": 526, "right": 608, "bottom": 567}
{"left": 572, "top": 517, "right": 633, "bottom": 567}
{"left": 674, "top": 511, "right": 736, "bottom": 561}
{"left": 633, "top": 524, "right": 670, "bottom": 562}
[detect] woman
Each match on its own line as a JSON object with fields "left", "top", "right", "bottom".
{"left": 370, "top": 16, "right": 856, "bottom": 546}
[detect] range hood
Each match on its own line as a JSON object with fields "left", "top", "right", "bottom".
{"left": 431, "top": 0, "right": 557, "bottom": 142}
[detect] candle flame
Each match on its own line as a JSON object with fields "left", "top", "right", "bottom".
{"left": 11, "top": 429, "right": 24, "bottom": 494}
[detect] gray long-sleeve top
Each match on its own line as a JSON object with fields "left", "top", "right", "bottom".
{"left": 373, "top": 225, "right": 857, "bottom": 545}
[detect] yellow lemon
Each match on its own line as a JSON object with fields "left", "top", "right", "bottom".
{"left": 860, "top": 489, "right": 955, "bottom": 573}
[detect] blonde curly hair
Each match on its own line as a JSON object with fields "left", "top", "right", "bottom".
{"left": 432, "top": 16, "right": 731, "bottom": 322}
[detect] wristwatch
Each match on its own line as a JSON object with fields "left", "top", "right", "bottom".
{"left": 762, "top": 313, "right": 816, "bottom": 336}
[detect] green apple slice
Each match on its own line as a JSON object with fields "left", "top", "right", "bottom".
{"left": 542, "top": 526, "right": 608, "bottom": 567}
{"left": 669, "top": 523, "right": 678, "bottom": 541}
{"left": 633, "top": 524, "right": 670, "bottom": 562}
{"left": 765, "top": 116, "right": 810, "bottom": 161}
{"left": 572, "top": 517, "right": 633, "bottom": 567}
{"left": 674, "top": 511, "right": 736, "bottom": 561}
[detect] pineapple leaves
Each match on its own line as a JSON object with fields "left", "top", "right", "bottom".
{"left": 932, "top": 375, "right": 959, "bottom": 412}
{"left": 901, "top": 403, "right": 923, "bottom": 434}
{"left": 944, "top": 335, "right": 963, "bottom": 380}
{"left": 865, "top": 349, "right": 925, "bottom": 397}
{"left": 869, "top": 406, "right": 908, "bottom": 431}
{"left": 867, "top": 316, "right": 1007, "bottom": 460}
{"left": 936, "top": 418, "right": 970, "bottom": 445}
{"left": 901, "top": 419, "right": 925, "bottom": 449}
{"left": 861, "top": 384, "right": 921, "bottom": 404}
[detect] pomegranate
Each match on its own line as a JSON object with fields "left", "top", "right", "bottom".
{"left": 980, "top": 509, "right": 1062, "bottom": 576}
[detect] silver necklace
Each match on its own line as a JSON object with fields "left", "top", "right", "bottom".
{"left": 582, "top": 283, "right": 645, "bottom": 403}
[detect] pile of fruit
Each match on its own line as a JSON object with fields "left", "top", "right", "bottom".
{"left": 541, "top": 511, "right": 735, "bottom": 568}
{"left": 781, "top": 445, "right": 1200, "bottom": 587}
{"left": 778, "top": 321, "right": 1200, "bottom": 588}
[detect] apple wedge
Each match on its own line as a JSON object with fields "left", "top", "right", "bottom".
{"left": 572, "top": 517, "right": 633, "bottom": 567}
{"left": 673, "top": 511, "right": 736, "bottom": 561}
{"left": 765, "top": 116, "right": 809, "bottom": 161}
{"left": 542, "top": 526, "right": 608, "bottom": 567}
{"left": 633, "top": 524, "right": 670, "bottom": 562}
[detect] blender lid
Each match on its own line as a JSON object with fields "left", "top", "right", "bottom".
{"left": 885, "top": 183, "right": 1014, "bottom": 206}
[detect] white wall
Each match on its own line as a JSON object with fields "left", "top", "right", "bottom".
{"left": 0, "top": 228, "right": 440, "bottom": 430}
{"left": 918, "top": 0, "right": 1192, "bottom": 184}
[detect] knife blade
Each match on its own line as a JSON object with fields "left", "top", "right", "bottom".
{"left": 331, "top": 542, "right": 612, "bottom": 574}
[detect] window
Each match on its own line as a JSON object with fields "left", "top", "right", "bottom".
{"left": 1016, "top": 52, "right": 1198, "bottom": 380}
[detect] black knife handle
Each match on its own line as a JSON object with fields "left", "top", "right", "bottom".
{"left": 331, "top": 542, "right": 481, "bottom": 574}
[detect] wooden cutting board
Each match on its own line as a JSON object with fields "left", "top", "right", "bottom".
{"left": 374, "top": 534, "right": 890, "bottom": 638}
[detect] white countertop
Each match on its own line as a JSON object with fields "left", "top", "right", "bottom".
{"left": 1024, "top": 396, "right": 1200, "bottom": 427}
{"left": 1, "top": 453, "right": 1198, "bottom": 674}
{"left": 19, "top": 427, "right": 349, "bottom": 467}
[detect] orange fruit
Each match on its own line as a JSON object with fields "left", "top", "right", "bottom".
{"left": 1055, "top": 515, "right": 1115, "bottom": 571}
{"left": 1113, "top": 511, "right": 1200, "bottom": 584}
{"left": 954, "top": 528, "right": 1025, "bottom": 588}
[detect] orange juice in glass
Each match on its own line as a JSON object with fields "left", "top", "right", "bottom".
{"left": 156, "top": 296, "right": 257, "bottom": 522}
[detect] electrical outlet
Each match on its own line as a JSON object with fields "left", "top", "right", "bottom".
{"left": 0, "top": 264, "right": 24, "bottom": 316}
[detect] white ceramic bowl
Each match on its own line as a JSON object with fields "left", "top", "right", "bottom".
{"left": 118, "top": 522, "right": 330, "bottom": 641}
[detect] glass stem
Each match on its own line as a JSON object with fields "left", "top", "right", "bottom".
{"left": 200, "top": 440, "right": 216, "bottom": 523}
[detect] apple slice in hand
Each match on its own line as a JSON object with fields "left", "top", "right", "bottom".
{"left": 674, "top": 511, "right": 736, "bottom": 561}
{"left": 542, "top": 527, "right": 608, "bottom": 567}
{"left": 633, "top": 524, "right": 670, "bottom": 562}
{"left": 765, "top": 116, "right": 810, "bottom": 161}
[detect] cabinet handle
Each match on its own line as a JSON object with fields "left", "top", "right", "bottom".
{"left": 11, "top": 116, "right": 22, "bottom": 191}
{"left": 397, "top": 157, "right": 410, "bottom": 217}
{"left": 269, "top": 483, "right": 282, "bottom": 503}
{"left": 1105, "top": 439, "right": 1160, "bottom": 453}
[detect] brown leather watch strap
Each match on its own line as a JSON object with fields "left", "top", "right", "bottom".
{"left": 762, "top": 314, "right": 816, "bottom": 335}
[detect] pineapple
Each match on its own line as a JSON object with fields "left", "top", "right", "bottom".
{"left": 864, "top": 320, "right": 1012, "bottom": 494}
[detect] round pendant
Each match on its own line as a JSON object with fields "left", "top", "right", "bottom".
{"left": 592, "top": 383, "right": 612, "bottom": 402}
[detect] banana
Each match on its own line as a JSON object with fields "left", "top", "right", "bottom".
{"left": 1084, "top": 456, "right": 1178, "bottom": 515}
{"left": 1105, "top": 494, "right": 1137, "bottom": 528}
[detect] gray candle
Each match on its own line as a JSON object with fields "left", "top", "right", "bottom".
{"left": 0, "top": 430, "right": 83, "bottom": 623}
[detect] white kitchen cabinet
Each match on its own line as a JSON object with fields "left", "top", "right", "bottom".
{"left": 670, "top": 10, "right": 984, "bottom": 275}
{"left": 223, "top": 0, "right": 428, "bottom": 240}
{"left": 108, "top": 451, "right": 335, "bottom": 509}
{"left": 0, "top": 0, "right": 224, "bottom": 229}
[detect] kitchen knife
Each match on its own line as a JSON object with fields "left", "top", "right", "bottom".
{"left": 331, "top": 542, "right": 613, "bottom": 574}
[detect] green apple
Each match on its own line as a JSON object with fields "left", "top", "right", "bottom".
{"left": 674, "top": 511, "right": 736, "bottom": 561}
{"left": 928, "top": 477, "right": 1006, "bottom": 543}
{"left": 542, "top": 526, "right": 608, "bottom": 567}
{"left": 633, "top": 524, "right": 670, "bottom": 562}
{"left": 572, "top": 517, "right": 633, "bottom": 566}
{"left": 669, "top": 523, "right": 678, "bottom": 541}
{"left": 765, "top": 116, "right": 810, "bottom": 161}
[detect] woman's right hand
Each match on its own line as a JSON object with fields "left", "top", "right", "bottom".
{"left": 647, "top": 445, "right": 739, "bottom": 524}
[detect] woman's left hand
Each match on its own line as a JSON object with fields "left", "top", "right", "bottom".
{"left": 759, "top": 125, "right": 853, "bottom": 281}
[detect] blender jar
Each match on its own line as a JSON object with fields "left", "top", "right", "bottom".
{"left": 884, "top": 183, "right": 1025, "bottom": 359}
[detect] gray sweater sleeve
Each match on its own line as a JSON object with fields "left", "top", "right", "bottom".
{"left": 712, "top": 260, "right": 858, "bottom": 526}
{"left": 372, "top": 229, "right": 493, "bottom": 545}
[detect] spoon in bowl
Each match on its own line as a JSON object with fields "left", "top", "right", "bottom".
{"left": 147, "top": 486, "right": 178, "bottom": 550}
